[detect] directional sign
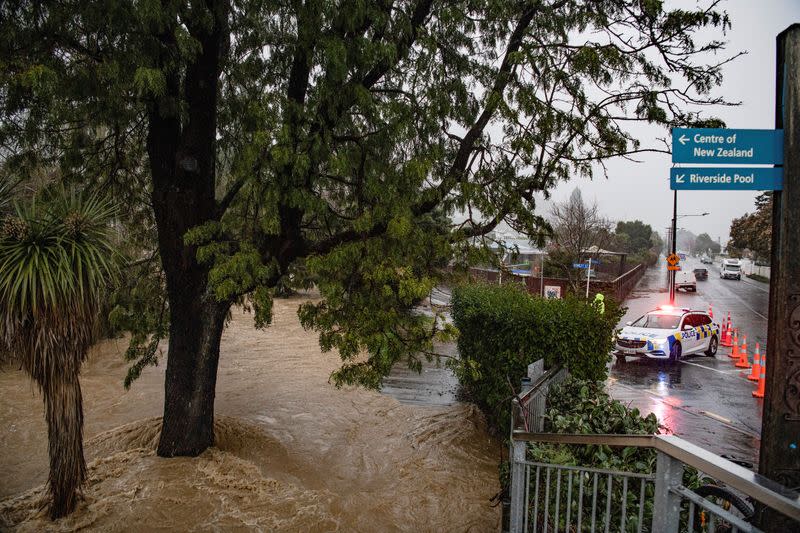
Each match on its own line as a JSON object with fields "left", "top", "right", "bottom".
{"left": 590, "top": 259, "right": 600, "bottom": 265}
{"left": 573, "top": 263, "right": 589, "bottom": 269}
{"left": 672, "top": 128, "right": 783, "bottom": 165}
{"left": 670, "top": 167, "right": 783, "bottom": 191}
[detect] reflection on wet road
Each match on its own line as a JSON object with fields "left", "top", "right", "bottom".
{"left": 609, "top": 258, "right": 768, "bottom": 466}
{"left": 381, "top": 288, "right": 460, "bottom": 406}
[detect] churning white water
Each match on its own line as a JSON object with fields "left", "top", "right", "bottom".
{"left": 0, "top": 292, "right": 499, "bottom": 531}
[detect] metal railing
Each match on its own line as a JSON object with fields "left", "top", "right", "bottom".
{"left": 508, "top": 433, "right": 800, "bottom": 532}
{"left": 518, "top": 460, "right": 654, "bottom": 532}
{"left": 510, "top": 364, "right": 567, "bottom": 436}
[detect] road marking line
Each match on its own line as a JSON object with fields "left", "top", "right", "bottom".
{"left": 610, "top": 381, "right": 761, "bottom": 439}
{"left": 679, "top": 360, "right": 753, "bottom": 380}
{"left": 712, "top": 279, "right": 768, "bottom": 320}
{"left": 740, "top": 278, "right": 770, "bottom": 294}
{"left": 702, "top": 411, "right": 733, "bottom": 424}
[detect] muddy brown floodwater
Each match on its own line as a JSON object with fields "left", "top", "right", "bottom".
{"left": 0, "top": 292, "right": 500, "bottom": 532}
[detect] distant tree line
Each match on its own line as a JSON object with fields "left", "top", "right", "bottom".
{"left": 728, "top": 193, "right": 772, "bottom": 261}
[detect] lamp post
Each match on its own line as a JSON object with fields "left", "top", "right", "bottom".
{"left": 668, "top": 190, "right": 709, "bottom": 305}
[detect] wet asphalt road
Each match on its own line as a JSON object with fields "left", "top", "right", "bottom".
{"left": 381, "top": 264, "right": 769, "bottom": 466}
{"left": 381, "top": 288, "right": 460, "bottom": 406}
{"left": 608, "top": 257, "right": 768, "bottom": 466}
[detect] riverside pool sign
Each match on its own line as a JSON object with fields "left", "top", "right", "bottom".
{"left": 670, "top": 128, "right": 784, "bottom": 190}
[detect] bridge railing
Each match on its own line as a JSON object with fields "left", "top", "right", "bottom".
{"left": 508, "top": 432, "right": 800, "bottom": 532}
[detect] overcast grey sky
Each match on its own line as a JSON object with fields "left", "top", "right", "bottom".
{"left": 546, "top": 0, "right": 800, "bottom": 246}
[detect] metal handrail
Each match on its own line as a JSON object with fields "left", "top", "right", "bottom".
{"left": 512, "top": 430, "right": 800, "bottom": 522}
{"left": 522, "top": 459, "right": 656, "bottom": 480}
{"left": 512, "top": 364, "right": 565, "bottom": 406}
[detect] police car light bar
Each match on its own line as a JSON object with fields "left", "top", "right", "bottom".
{"left": 656, "top": 305, "right": 691, "bottom": 312}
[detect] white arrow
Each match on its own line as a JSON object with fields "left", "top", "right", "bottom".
{"left": 675, "top": 174, "right": 685, "bottom": 183}
{"left": 679, "top": 134, "right": 690, "bottom": 145}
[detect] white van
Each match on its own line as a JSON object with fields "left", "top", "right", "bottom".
{"left": 721, "top": 259, "right": 742, "bottom": 280}
{"left": 675, "top": 270, "right": 697, "bottom": 292}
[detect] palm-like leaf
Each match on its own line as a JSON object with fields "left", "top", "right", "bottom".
{"left": 0, "top": 187, "right": 119, "bottom": 518}
{"left": 0, "top": 174, "right": 20, "bottom": 215}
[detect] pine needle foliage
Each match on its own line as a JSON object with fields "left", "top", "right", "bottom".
{"left": 0, "top": 185, "right": 118, "bottom": 519}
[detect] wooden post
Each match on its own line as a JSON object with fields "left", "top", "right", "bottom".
{"left": 760, "top": 23, "right": 800, "bottom": 532}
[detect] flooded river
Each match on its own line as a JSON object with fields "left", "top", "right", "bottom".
{"left": 0, "top": 293, "right": 500, "bottom": 531}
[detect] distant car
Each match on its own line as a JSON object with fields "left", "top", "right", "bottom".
{"left": 675, "top": 270, "right": 697, "bottom": 292}
{"left": 614, "top": 306, "right": 720, "bottom": 363}
{"left": 700, "top": 256, "right": 713, "bottom": 265}
{"left": 693, "top": 268, "right": 708, "bottom": 280}
{"left": 720, "top": 259, "right": 742, "bottom": 280}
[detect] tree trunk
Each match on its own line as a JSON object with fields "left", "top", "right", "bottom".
{"left": 146, "top": 0, "right": 230, "bottom": 457}
{"left": 44, "top": 375, "right": 86, "bottom": 519}
{"left": 157, "top": 294, "right": 229, "bottom": 456}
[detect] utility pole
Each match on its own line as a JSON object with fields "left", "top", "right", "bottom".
{"left": 669, "top": 190, "right": 677, "bottom": 305}
{"left": 760, "top": 24, "right": 800, "bottom": 532}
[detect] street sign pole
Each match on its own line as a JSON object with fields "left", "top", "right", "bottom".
{"left": 669, "top": 190, "right": 677, "bottom": 305}
{"left": 760, "top": 23, "right": 800, "bottom": 532}
{"left": 585, "top": 259, "right": 591, "bottom": 298}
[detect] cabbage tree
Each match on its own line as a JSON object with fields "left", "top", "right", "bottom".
{"left": 0, "top": 187, "right": 118, "bottom": 518}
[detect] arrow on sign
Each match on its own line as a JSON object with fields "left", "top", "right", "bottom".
{"left": 675, "top": 174, "right": 685, "bottom": 183}
{"left": 678, "top": 134, "right": 689, "bottom": 145}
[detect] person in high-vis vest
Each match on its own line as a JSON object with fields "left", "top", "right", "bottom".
{"left": 593, "top": 293, "right": 605, "bottom": 314}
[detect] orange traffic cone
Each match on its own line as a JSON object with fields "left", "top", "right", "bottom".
{"left": 753, "top": 352, "right": 766, "bottom": 398}
{"left": 729, "top": 330, "right": 740, "bottom": 359}
{"left": 708, "top": 304, "right": 714, "bottom": 319}
{"left": 735, "top": 335, "right": 751, "bottom": 368}
{"left": 748, "top": 344, "right": 762, "bottom": 381}
{"left": 721, "top": 313, "right": 733, "bottom": 347}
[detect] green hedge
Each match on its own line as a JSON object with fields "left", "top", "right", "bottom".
{"left": 451, "top": 283, "right": 623, "bottom": 434}
{"left": 746, "top": 273, "right": 769, "bottom": 284}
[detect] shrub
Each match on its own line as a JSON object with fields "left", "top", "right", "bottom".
{"left": 521, "top": 377, "right": 701, "bottom": 532}
{"left": 628, "top": 249, "right": 658, "bottom": 268}
{"left": 535, "top": 377, "right": 659, "bottom": 472}
{"left": 746, "top": 273, "right": 769, "bottom": 284}
{"left": 451, "top": 283, "right": 623, "bottom": 435}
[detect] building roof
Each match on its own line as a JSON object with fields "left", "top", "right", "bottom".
{"left": 582, "top": 245, "right": 627, "bottom": 256}
{"left": 489, "top": 238, "right": 545, "bottom": 255}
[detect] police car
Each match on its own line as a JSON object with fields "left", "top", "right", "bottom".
{"left": 614, "top": 306, "right": 720, "bottom": 363}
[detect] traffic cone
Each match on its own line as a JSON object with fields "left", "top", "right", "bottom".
{"left": 748, "top": 344, "right": 762, "bottom": 381}
{"left": 753, "top": 353, "right": 766, "bottom": 398}
{"left": 721, "top": 313, "right": 733, "bottom": 347}
{"left": 720, "top": 320, "right": 728, "bottom": 347}
{"left": 708, "top": 304, "right": 714, "bottom": 319}
{"left": 735, "top": 335, "right": 750, "bottom": 369}
{"left": 729, "top": 330, "right": 740, "bottom": 359}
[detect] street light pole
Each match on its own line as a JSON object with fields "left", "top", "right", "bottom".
{"left": 669, "top": 190, "right": 677, "bottom": 305}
